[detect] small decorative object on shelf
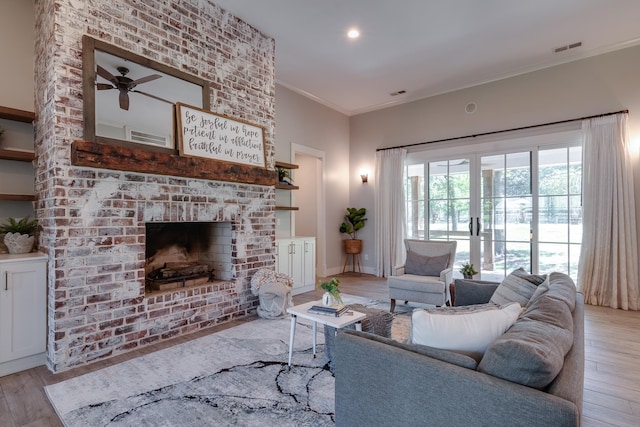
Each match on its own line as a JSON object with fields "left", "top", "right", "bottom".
{"left": 459, "top": 263, "right": 478, "bottom": 279}
{"left": 0, "top": 216, "right": 41, "bottom": 254}
{"left": 319, "top": 277, "right": 343, "bottom": 305}
{"left": 276, "top": 166, "right": 295, "bottom": 186}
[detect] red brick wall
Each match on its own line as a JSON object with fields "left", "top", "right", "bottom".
{"left": 34, "top": 0, "right": 275, "bottom": 372}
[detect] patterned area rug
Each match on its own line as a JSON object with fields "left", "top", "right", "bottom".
{"left": 45, "top": 295, "right": 413, "bottom": 426}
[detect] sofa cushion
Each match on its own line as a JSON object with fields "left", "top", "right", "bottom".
{"left": 478, "top": 280, "right": 575, "bottom": 389}
{"left": 404, "top": 251, "right": 450, "bottom": 276}
{"left": 411, "top": 302, "right": 521, "bottom": 360}
{"left": 342, "top": 329, "right": 479, "bottom": 370}
{"left": 490, "top": 267, "right": 547, "bottom": 306}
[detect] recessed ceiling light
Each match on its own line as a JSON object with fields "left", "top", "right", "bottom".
{"left": 347, "top": 28, "right": 360, "bottom": 39}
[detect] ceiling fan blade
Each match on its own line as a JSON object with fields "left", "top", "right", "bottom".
{"left": 132, "top": 90, "right": 173, "bottom": 105}
{"left": 131, "top": 74, "right": 162, "bottom": 85}
{"left": 96, "top": 83, "right": 115, "bottom": 90}
{"left": 119, "top": 90, "right": 130, "bottom": 111}
{"left": 96, "top": 65, "right": 118, "bottom": 85}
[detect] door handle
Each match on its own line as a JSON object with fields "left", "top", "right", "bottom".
{"left": 476, "top": 217, "right": 481, "bottom": 236}
{"left": 468, "top": 218, "right": 473, "bottom": 236}
{"left": 4, "top": 271, "right": 8, "bottom": 291}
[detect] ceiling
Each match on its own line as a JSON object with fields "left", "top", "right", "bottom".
{"left": 212, "top": 0, "right": 640, "bottom": 116}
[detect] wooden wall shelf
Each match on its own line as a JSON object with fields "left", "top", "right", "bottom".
{"left": 0, "top": 194, "right": 35, "bottom": 202}
{"left": 275, "top": 184, "right": 299, "bottom": 190}
{"left": 0, "top": 106, "right": 35, "bottom": 123}
{"left": 275, "top": 206, "right": 299, "bottom": 211}
{"left": 275, "top": 161, "right": 298, "bottom": 170}
{"left": 0, "top": 149, "right": 35, "bottom": 162}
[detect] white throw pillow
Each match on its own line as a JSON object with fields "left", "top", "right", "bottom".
{"left": 410, "top": 302, "right": 521, "bottom": 360}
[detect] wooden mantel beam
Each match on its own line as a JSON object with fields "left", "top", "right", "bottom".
{"left": 71, "top": 140, "right": 277, "bottom": 186}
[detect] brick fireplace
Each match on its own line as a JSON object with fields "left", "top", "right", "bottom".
{"left": 33, "top": 0, "right": 276, "bottom": 372}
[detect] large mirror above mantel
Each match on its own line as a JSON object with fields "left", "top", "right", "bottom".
{"left": 82, "top": 35, "right": 210, "bottom": 152}
{"left": 77, "top": 36, "right": 275, "bottom": 186}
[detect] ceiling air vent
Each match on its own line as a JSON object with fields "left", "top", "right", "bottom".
{"left": 554, "top": 41, "right": 582, "bottom": 53}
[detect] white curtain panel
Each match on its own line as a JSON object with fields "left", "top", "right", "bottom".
{"left": 578, "top": 113, "right": 639, "bottom": 310}
{"left": 374, "top": 148, "right": 406, "bottom": 277}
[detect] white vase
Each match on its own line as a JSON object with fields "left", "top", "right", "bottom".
{"left": 322, "top": 292, "right": 334, "bottom": 306}
{"left": 3, "top": 232, "right": 35, "bottom": 254}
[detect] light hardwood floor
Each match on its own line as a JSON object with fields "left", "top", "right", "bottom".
{"left": 0, "top": 273, "right": 639, "bottom": 426}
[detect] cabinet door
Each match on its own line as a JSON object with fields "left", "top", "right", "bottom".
{"left": 302, "top": 238, "right": 316, "bottom": 286}
{"left": 0, "top": 260, "right": 46, "bottom": 363}
{"left": 289, "top": 239, "right": 304, "bottom": 288}
{"left": 275, "top": 239, "right": 290, "bottom": 275}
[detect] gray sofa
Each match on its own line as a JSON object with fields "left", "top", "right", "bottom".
{"left": 334, "top": 272, "right": 584, "bottom": 427}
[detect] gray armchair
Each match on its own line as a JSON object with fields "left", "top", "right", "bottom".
{"left": 387, "top": 239, "right": 457, "bottom": 312}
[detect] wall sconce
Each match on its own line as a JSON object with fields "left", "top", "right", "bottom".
{"left": 360, "top": 169, "right": 369, "bottom": 183}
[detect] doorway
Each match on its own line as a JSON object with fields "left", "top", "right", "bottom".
{"left": 292, "top": 143, "right": 326, "bottom": 277}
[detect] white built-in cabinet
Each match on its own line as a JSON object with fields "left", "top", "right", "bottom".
{"left": 275, "top": 237, "right": 316, "bottom": 295}
{"left": 0, "top": 253, "right": 47, "bottom": 376}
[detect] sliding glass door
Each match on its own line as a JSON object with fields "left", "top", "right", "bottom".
{"left": 405, "top": 133, "right": 582, "bottom": 280}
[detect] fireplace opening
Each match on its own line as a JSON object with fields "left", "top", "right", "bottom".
{"left": 145, "top": 222, "right": 232, "bottom": 292}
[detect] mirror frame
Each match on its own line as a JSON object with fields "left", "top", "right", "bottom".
{"left": 75, "top": 36, "right": 275, "bottom": 186}
{"left": 82, "top": 35, "right": 211, "bottom": 153}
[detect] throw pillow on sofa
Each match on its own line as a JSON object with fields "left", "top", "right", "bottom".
{"left": 404, "top": 251, "right": 450, "bottom": 276}
{"left": 410, "top": 302, "right": 521, "bottom": 360}
{"left": 490, "top": 267, "right": 547, "bottom": 306}
{"left": 478, "top": 273, "right": 576, "bottom": 389}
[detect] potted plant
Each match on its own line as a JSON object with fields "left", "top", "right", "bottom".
{"left": 0, "top": 216, "right": 40, "bottom": 254}
{"left": 319, "top": 277, "right": 343, "bottom": 305}
{"left": 339, "top": 207, "right": 367, "bottom": 254}
{"left": 459, "top": 263, "right": 478, "bottom": 279}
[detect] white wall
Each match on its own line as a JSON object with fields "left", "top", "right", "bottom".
{"left": 275, "top": 84, "right": 350, "bottom": 275}
{"left": 0, "top": 0, "right": 34, "bottom": 110}
{"left": 350, "top": 44, "right": 640, "bottom": 274}
{"left": 0, "top": 0, "right": 35, "bottom": 227}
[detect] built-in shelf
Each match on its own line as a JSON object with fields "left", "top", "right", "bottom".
{"left": 0, "top": 194, "right": 35, "bottom": 202}
{"left": 0, "top": 149, "right": 35, "bottom": 162}
{"left": 275, "top": 184, "right": 299, "bottom": 190}
{"left": 275, "top": 161, "right": 300, "bottom": 210}
{"left": 275, "top": 161, "right": 299, "bottom": 170}
{"left": 0, "top": 106, "right": 36, "bottom": 206}
{"left": 0, "top": 106, "right": 35, "bottom": 123}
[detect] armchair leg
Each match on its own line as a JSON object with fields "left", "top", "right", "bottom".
{"left": 390, "top": 299, "right": 396, "bottom": 313}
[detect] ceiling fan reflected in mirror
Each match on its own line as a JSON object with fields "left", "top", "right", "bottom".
{"left": 96, "top": 65, "right": 173, "bottom": 110}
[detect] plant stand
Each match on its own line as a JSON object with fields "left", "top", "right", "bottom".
{"left": 342, "top": 253, "right": 362, "bottom": 274}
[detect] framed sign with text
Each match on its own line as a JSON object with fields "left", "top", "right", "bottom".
{"left": 175, "top": 102, "right": 266, "bottom": 168}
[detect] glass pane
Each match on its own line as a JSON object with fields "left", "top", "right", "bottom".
{"left": 455, "top": 238, "right": 470, "bottom": 269}
{"left": 429, "top": 161, "right": 448, "bottom": 199}
{"left": 569, "top": 146, "right": 582, "bottom": 195}
{"left": 506, "top": 152, "right": 531, "bottom": 197}
{"left": 428, "top": 200, "right": 447, "bottom": 239}
{"left": 539, "top": 148, "right": 568, "bottom": 196}
{"left": 569, "top": 244, "right": 581, "bottom": 281}
{"left": 569, "top": 195, "right": 582, "bottom": 244}
{"left": 504, "top": 207, "right": 531, "bottom": 242}
{"left": 449, "top": 160, "right": 470, "bottom": 199}
{"left": 539, "top": 196, "right": 569, "bottom": 243}
{"left": 482, "top": 155, "right": 504, "bottom": 198}
{"left": 539, "top": 243, "right": 569, "bottom": 273}
{"left": 505, "top": 242, "right": 531, "bottom": 273}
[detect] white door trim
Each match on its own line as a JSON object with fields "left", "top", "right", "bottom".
{"left": 291, "top": 143, "right": 326, "bottom": 277}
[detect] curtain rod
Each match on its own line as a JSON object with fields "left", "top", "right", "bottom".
{"left": 376, "top": 109, "right": 629, "bottom": 152}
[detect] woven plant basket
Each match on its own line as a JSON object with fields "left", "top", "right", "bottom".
{"left": 343, "top": 239, "right": 362, "bottom": 254}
